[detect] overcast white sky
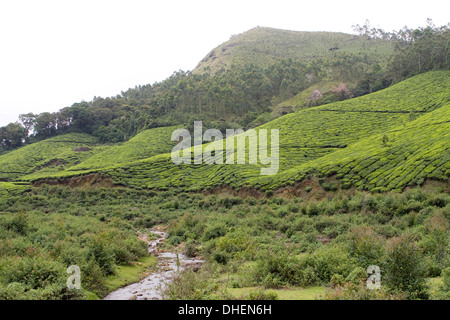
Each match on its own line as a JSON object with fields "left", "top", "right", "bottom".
{"left": 0, "top": 0, "right": 448, "bottom": 126}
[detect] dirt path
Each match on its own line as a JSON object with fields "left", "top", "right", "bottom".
{"left": 103, "top": 230, "right": 203, "bottom": 300}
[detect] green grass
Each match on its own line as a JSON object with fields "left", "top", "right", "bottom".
{"left": 227, "top": 286, "right": 327, "bottom": 300}
{"left": 271, "top": 81, "right": 344, "bottom": 116}
{"left": 194, "top": 27, "right": 394, "bottom": 74}
{"left": 103, "top": 255, "right": 157, "bottom": 294}
{"left": 427, "top": 277, "right": 444, "bottom": 299}
{"left": 8, "top": 126, "right": 179, "bottom": 182}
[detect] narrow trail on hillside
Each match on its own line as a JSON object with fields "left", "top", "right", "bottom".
{"left": 103, "top": 229, "right": 203, "bottom": 300}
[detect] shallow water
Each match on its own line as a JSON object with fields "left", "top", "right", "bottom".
{"left": 103, "top": 230, "right": 203, "bottom": 300}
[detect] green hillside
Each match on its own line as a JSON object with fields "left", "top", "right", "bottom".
{"left": 67, "top": 125, "right": 181, "bottom": 172}
{"left": 271, "top": 81, "right": 343, "bottom": 115}
{"left": 0, "top": 125, "right": 184, "bottom": 185}
{"left": 0, "top": 23, "right": 448, "bottom": 302}
{"left": 24, "top": 71, "right": 450, "bottom": 193}
{"left": 194, "top": 27, "right": 394, "bottom": 74}
{"left": 0, "top": 182, "right": 30, "bottom": 197}
{"left": 258, "top": 101, "right": 450, "bottom": 193}
{"left": 0, "top": 133, "right": 106, "bottom": 181}
{"left": 0, "top": 27, "right": 401, "bottom": 151}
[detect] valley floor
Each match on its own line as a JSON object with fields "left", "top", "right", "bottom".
{"left": 0, "top": 183, "right": 448, "bottom": 300}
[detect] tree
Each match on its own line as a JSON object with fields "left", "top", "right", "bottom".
{"left": 19, "top": 113, "right": 36, "bottom": 136}
{"left": 331, "top": 83, "right": 351, "bottom": 101}
{"left": 389, "top": 21, "right": 450, "bottom": 80}
{"left": 0, "top": 123, "right": 28, "bottom": 150}
{"left": 33, "top": 112, "right": 57, "bottom": 139}
{"left": 62, "top": 103, "right": 94, "bottom": 134}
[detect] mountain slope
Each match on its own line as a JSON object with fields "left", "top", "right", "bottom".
{"left": 24, "top": 71, "right": 450, "bottom": 193}
{"left": 194, "top": 27, "right": 394, "bottom": 74}
{"left": 256, "top": 101, "right": 450, "bottom": 192}
{"left": 0, "top": 133, "right": 105, "bottom": 181}
{"left": 5, "top": 125, "right": 182, "bottom": 183}
{"left": 68, "top": 125, "right": 181, "bottom": 171}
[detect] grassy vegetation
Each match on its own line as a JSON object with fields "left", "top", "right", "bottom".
{"left": 160, "top": 186, "right": 449, "bottom": 300}
{"left": 121, "top": 70, "right": 447, "bottom": 192}
{"left": 427, "top": 277, "right": 444, "bottom": 299}
{"left": 0, "top": 187, "right": 156, "bottom": 299}
{"left": 227, "top": 286, "right": 326, "bottom": 300}
{"left": 271, "top": 80, "right": 344, "bottom": 116}
{"left": 103, "top": 255, "right": 157, "bottom": 293}
{"left": 0, "top": 126, "right": 179, "bottom": 183}
{"left": 194, "top": 27, "right": 394, "bottom": 74}
{"left": 0, "top": 24, "right": 448, "bottom": 302}
{"left": 0, "top": 182, "right": 448, "bottom": 300}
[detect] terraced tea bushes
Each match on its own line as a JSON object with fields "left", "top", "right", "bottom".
{"left": 0, "top": 182, "right": 30, "bottom": 198}
{"left": 260, "top": 102, "right": 450, "bottom": 192}
{"left": 99, "top": 71, "right": 450, "bottom": 192}
{"left": 16, "top": 71, "right": 450, "bottom": 194}
{"left": 68, "top": 125, "right": 180, "bottom": 171}
{"left": 0, "top": 133, "right": 103, "bottom": 181}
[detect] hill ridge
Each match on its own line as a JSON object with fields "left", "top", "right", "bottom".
{"left": 193, "top": 26, "right": 394, "bottom": 74}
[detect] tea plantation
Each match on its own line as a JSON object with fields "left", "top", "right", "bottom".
{"left": 16, "top": 71, "right": 448, "bottom": 194}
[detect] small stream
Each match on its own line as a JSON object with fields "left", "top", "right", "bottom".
{"left": 103, "top": 230, "right": 203, "bottom": 300}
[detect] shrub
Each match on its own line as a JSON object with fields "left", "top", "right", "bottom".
{"left": 3, "top": 211, "right": 28, "bottom": 235}
{"left": 346, "top": 267, "right": 368, "bottom": 284}
{"left": 322, "top": 182, "right": 338, "bottom": 192}
{"left": 163, "top": 269, "right": 219, "bottom": 300}
{"left": 348, "top": 226, "right": 385, "bottom": 268}
{"left": 420, "top": 213, "right": 450, "bottom": 272}
{"left": 0, "top": 256, "right": 64, "bottom": 290}
{"left": 427, "top": 194, "right": 448, "bottom": 208}
{"left": 168, "top": 235, "right": 183, "bottom": 245}
{"left": 277, "top": 206, "right": 290, "bottom": 218}
{"left": 184, "top": 243, "right": 198, "bottom": 258}
{"left": 437, "top": 267, "right": 450, "bottom": 299}
{"left": 213, "top": 252, "right": 229, "bottom": 265}
{"left": 219, "top": 197, "right": 243, "bottom": 209}
{"left": 443, "top": 267, "right": 450, "bottom": 291}
{"left": 246, "top": 288, "right": 278, "bottom": 300}
{"left": 0, "top": 256, "right": 82, "bottom": 300}
{"left": 80, "top": 257, "right": 105, "bottom": 293}
{"left": 306, "top": 203, "right": 320, "bottom": 216}
{"left": 202, "top": 226, "right": 226, "bottom": 241}
{"left": 254, "top": 254, "right": 303, "bottom": 288}
{"left": 322, "top": 282, "right": 406, "bottom": 300}
{"left": 215, "top": 233, "right": 255, "bottom": 259}
{"left": 300, "top": 246, "right": 356, "bottom": 284}
{"left": 87, "top": 237, "right": 115, "bottom": 276}
{"left": 330, "top": 274, "right": 345, "bottom": 288}
{"left": 383, "top": 235, "right": 428, "bottom": 299}
{"left": 110, "top": 243, "right": 134, "bottom": 266}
